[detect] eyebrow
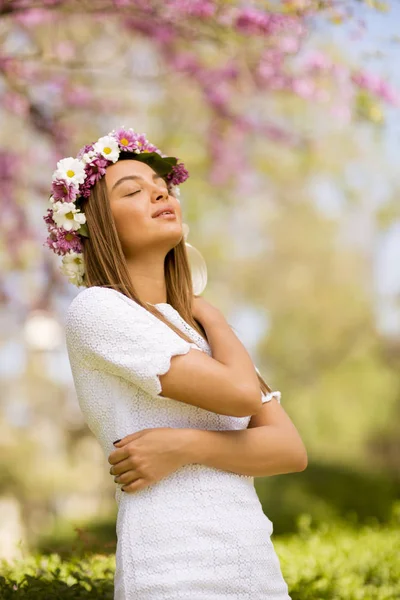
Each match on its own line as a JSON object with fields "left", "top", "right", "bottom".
{"left": 111, "top": 173, "right": 166, "bottom": 192}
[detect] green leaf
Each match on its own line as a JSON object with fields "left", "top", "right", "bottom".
{"left": 78, "top": 223, "right": 89, "bottom": 238}
{"left": 130, "top": 152, "right": 177, "bottom": 177}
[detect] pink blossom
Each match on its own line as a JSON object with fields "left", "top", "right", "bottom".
{"left": 114, "top": 128, "right": 140, "bottom": 151}
{"left": 43, "top": 208, "right": 56, "bottom": 229}
{"left": 0, "top": 152, "right": 18, "bottom": 181}
{"left": 165, "top": 162, "right": 189, "bottom": 186}
{"left": 304, "top": 51, "right": 332, "bottom": 71}
{"left": 279, "top": 37, "right": 300, "bottom": 54}
{"left": 51, "top": 178, "right": 78, "bottom": 202}
{"left": 352, "top": 70, "right": 400, "bottom": 106}
{"left": 78, "top": 157, "right": 110, "bottom": 198}
{"left": 169, "top": 52, "right": 200, "bottom": 75}
{"left": 165, "top": 0, "right": 216, "bottom": 19}
{"left": 233, "top": 7, "right": 292, "bottom": 37}
{"left": 76, "top": 143, "right": 95, "bottom": 159}
{"left": 292, "top": 78, "right": 315, "bottom": 99}
{"left": 65, "top": 85, "right": 93, "bottom": 107}
{"left": 136, "top": 134, "right": 160, "bottom": 154}
{"left": 14, "top": 9, "right": 55, "bottom": 26}
{"left": 45, "top": 228, "right": 84, "bottom": 256}
{"left": 83, "top": 157, "right": 110, "bottom": 184}
{"left": 2, "top": 91, "right": 29, "bottom": 117}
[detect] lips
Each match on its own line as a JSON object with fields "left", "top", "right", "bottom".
{"left": 152, "top": 205, "right": 176, "bottom": 218}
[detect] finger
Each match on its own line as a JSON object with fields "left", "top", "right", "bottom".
{"left": 109, "top": 457, "right": 135, "bottom": 475}
{"left": 113, "top": 429, "right": 150, "bottom": 448}
{"left": 122, "top": 478, "right": 148, "bottom": 493}
{"left": 114, "top": 470, "right": 141, "bottom": 485}
{"left": 108, "top": 447, "right": 131, "bottom": 465}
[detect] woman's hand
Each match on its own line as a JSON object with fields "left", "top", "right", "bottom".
{"left": 191, "top": 295, "right": 223, "bottom": 325}
{"left": 107, "top": 427, "right": 191, "bottom": 493}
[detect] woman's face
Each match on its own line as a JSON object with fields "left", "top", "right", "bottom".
{"left": 105, "top": 158, "right": 183, "bottom": 258}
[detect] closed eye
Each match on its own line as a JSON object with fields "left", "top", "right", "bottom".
{"left": 124, "top": 190, "right": 140, "bottom": 197}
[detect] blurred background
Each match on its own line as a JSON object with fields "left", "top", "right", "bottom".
{"left": 0, "top": 0, "right": 399, "bottom": 597}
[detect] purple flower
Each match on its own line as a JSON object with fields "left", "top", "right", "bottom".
{"left": 51, "top": 178, "right": 78, "bottom": 202}
{"left": 79, "top": 176, "right": 93, "bottom": 199}
{"left": 166, "top": 162, "right": 189, "bottom": 186}
{"left": 78, "top": 158, "right": 110, "bottom": 198}
{"left": 43, "top": 208, "right": 56, "bottom": 229}
{"left": 77, "top": 143, "right": 95, "bottom": 159}
{"left": 44, "top": 227, "right": 83, "bottom": 256}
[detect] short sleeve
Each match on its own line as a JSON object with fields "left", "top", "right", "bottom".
{"left": 65, "top": 287, "right": 197, "bottom": 397}
{"left": 254, "top": 366, "right": 281, "bottom": 404}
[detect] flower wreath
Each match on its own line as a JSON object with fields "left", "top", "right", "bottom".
{"left": 43, "top": 126, "right": 190, "bottom": 287}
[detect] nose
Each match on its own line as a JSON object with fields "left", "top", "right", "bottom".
{"left": 152, "top": 184, "right": 169, "bottom": 201}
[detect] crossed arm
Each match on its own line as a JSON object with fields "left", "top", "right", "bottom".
{"left": 179, "top": 398, "right": 308, "bottom": 478}
{"left": 109, "top": 396, "right": 307, "bottom": 492}
{"left": 109, "top": 303, "right": 307, "bottom": 489}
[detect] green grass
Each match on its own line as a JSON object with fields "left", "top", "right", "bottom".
{"left": 1, "top": 507, "right": 399, "bottom": 599}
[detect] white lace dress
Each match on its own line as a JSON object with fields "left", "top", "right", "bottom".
{"left": 65, "top": 286, "right": 291, "bottom": 600}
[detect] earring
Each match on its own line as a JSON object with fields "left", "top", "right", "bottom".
{"left": 182, "top": 223, "right": 207, "bottom": 295}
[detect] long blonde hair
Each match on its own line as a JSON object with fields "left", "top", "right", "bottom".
{"left": 79, "top": 170, "right": 272, "bottom": 396}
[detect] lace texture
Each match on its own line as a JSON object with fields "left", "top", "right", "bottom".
{"left": 65, "top": 286, "right": 291, "bottom": 600}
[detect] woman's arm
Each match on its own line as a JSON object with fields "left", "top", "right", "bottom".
{"left": 158, "top": 298, "right": 263, "bottom": 417}
{"left": 109, "top": 400, "right": 307, "bottom": 491}
{"left": 179, "top": 399, "right": 308, "bottom": 477}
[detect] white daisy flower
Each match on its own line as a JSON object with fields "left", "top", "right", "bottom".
{"left": 52, "top": 157, "right": 86, "bottom": 186}
{"left": 52, "top": 201, "right": 87, "bottom": 231}
{"left": 60, "top": 251, "right": 85, "bottom": 287}
{"left": 81, "top": 149, "right": 98, "bottom": 165}
{"left": 93, "top": 135, "right": 120, "bottom": 162}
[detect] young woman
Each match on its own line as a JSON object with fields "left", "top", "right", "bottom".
{"left": 44, "top": 127, "right": 307, "bottom": 599}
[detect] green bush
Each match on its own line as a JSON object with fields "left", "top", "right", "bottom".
{"left": 0, "top": 553, "right": 115, "bottom": 599}
{"left": 1, "top": 505, "right": 399, "bottom": 599}
{"left": 275, "top": 505, "right": 400, "bottom": 600}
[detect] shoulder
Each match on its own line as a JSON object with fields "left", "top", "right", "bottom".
{"left": 66, "top": 287, "right": 106, "bottom": 328}
{"left": 66, "top": 286, "right": 138, "bottom": 320}
{"left": 65, "top": 286, "right": 142, "bottom": 336}
{"left": 65, "top": 286, "right": 164, "bottom": 339}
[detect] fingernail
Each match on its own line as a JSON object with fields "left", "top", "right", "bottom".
{"left": 113, "top": 439, "right": 121, "bottom": 445}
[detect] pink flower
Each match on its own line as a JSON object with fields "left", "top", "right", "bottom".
{"left": 352, "top": 71, "right": 400, "bottom": 106}
{"left": 114, "top": 128, "right": 140, "bottom": 151}
{"left": 77, "top": 143, "right": 95, "bottom": 159}
{"left": 51, "top": 178, "right": 78, "bottom": 202}
{"left": 234, "top": 7, "right": 290, "bottom": 36}
{"left": 44, "top": 227, "right": 83, "bottom": 256}
{"left": 134, "top": 133, "right": 160, "bottom": 154}
{"left": 165, "top": 162, "right": 189, "bottom": 186}
{"left": 43, "top": 208, "right": 56, "bottom": 229}
{"left": 77, "top": 157, "right": 110, "bottom": 198}
{"left": 85, "top": 157, "right": 110, "bottom": 181}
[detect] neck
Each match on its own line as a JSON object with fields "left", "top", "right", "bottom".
{"left": 125, "top": 252, "right": 168, "bottom": 305}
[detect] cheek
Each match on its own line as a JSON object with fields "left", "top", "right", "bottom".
{"left": 111, "top": 203, "right": 147, "bottom": 246}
